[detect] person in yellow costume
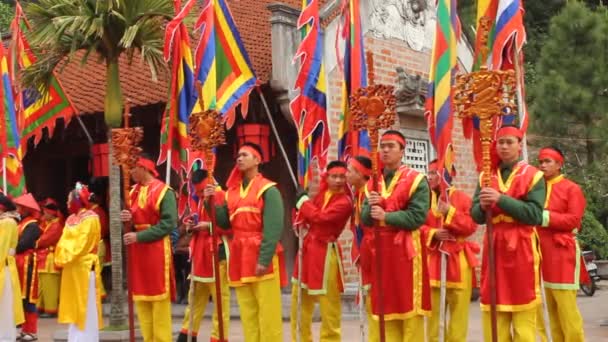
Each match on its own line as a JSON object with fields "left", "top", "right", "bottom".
{"left": 0, "top": 194, "right": 25, "bottom": 341}
{"left": 55, "top": 183, "right": 103, "bottom": 341}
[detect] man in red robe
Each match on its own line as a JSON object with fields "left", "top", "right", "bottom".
{"left": 121, "top": 155, "right": 177, "bottom": 342}
{"left": 35, "top": 198, "right": 64, "bottom": 317}
{"left": 204, "top": 142, "right": 286, "bottom": 341}
{"left": 14, "top": 193, "right": 42, "bottom": 341}
{"left": 177, "top": 168, "right": 230, "bottom": 342}
{"left": 536, "top": 146, "right": 586, "bottom": 342}
{"left": 471, "top": 125, "right": 546, "bottom": 341}
{"left": 360, "top": 130, "right": 431, "bottom": 340}
{"left": 422, "top": 159, "right": 478, "bottom": 342}
{"left": 291, "top": 160, "right": 353, "bottom": 342}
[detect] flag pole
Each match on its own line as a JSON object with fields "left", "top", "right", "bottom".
{"left": 513, "top": 45, "right": 528, "bottom": 162}
{"left": 256, "top": 86, "right": 299, "bottom": 189}
{"left": 165, "top": 150, "right": 172, "bottom": 184}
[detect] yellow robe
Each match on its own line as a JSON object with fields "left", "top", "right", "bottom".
{"left": 0, "top": 215, "right": 25, "bottom": 325}
{"left": 54, "top": 210, "right": 103, "bottom": 330}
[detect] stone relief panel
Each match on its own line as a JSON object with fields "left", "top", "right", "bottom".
{"left": 368, "top": 0, "right": 436, "bottom": 51}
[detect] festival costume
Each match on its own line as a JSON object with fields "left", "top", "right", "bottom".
{"left": 179, "top": 189, "right": 230, "bottom": 342}
{"left": 15, "top": 214, "right": 41, "bottom": 337}
{"left": 90, "top": 204, "right": 110, "bottom": 267}
{"left": 0, "top": 212, "right": 25, "bottom": 341}
{"left": 215, "top": 172, "right": 286, "bottom": 342}
{"left": 360, "top": 165, "right": 431, "bottom": 341}
{"left": 535, "top": 174, "right": 586, "bottom": 342}
{"left": 423, "top": 188, "right": 478, "bottom": 342}
{"left": 471, "top": 160, "right": 546, "bottom": 342}
{"left": 55, "top": 208, "right": 103, "bottom": 340}
{"left": 290, "top": 184, "right": 352, "bottom": 342}
{"left": 129, "top": 178, "right": 178, "bottom": 342}
{"left": 35, "top": 216, "right": 64, "bottom": 315}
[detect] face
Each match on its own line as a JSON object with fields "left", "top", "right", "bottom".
{"left": 236, "top": 148, "right": 260, "bottom": 172}
{"left": 41, "top": 211, "right": 53, "bottom": 221}
{"left": 380, "top": 140, "right": 404, "bottom": 166}
{"left": 346, "top": 164, "right": 366, "bottom": 188}
{"left": 130, "top": 166, "right": 146, "bottom": 183}
{"left": 496, "top": 136, "right": 521, "bottom": 162}
{"left": 326, "top": 172, "right": 347, "bottom": 191}
{"left": 538, "top": 157, "right": 561, "bottom": 178}
{"left": 427, "top": 170, "right": 441, "bottom": 189}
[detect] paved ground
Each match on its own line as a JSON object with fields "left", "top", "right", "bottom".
{"left": 38, "top": 287, "right": 608, "bottom": 341}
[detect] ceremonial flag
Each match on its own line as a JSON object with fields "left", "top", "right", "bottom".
{"left": 290, "top": 0, "right": 330, "bottom": 187}
{"left": 0, "top": 43, "right": 25, "bottom": 196}
{"left": 337, "top": 0, "right": 369, "bottom": 160}
{"left": 425, "top": 0, "right": 460, "bottom": 190}
{"left": 194, "top": 0, "right": 257, "bottom": 129}
{"left": 10, "top": 2, "right": 76, "bottom": 149}
{"left": 159, "top": 0, "right": 197, "bottom": 174}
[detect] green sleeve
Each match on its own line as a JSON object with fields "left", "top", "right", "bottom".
{"left": 497, "top": 178, "right": 546, "bottom": 225}
{"left": 384, "top": 180, "right": 430, "bottom": 230}
{"left": 213, "top": 203, "right": 231, "bottom": 229}
{"left": 258, "top": 186, "right": 284, "bottom": 267}
{"left": 360, "top": 179, "right": 431, "bottom": 230}
{"left": 471, "top": 185, "right": 485, "bottom": 224}
{"left": 136, "top": 190, "right": 178, "bottom": 243}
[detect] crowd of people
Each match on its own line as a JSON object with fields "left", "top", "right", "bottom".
{"left": 0, "top": 124, "right": 590, "bottom": 342}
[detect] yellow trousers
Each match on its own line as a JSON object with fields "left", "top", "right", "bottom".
{"left": 366, "top": 315, "right": 424, "bottom": 341}
{"left": 38, "top": 273, "right": 60, "bottom": 314}
{"left": 427, "top": 263, "right": 472, "bottom": 342}
{"left": 365, "top": 295, "right": 378, "bottom": 342}
{"left": 233, "top": 257, "right": 283, "bottom": 342}
{"left": 180, "top": 261, "right": 230, "bottom": 340}
{"left": 290, "top": 249, "right": 341, "bottom": 342}
{"left": 537, "top": 288, "right": 584, "bottom": 342}
{"left": 135, "top": 297, "right": 172, "bottom": 342}
{"left": 482, "top": 308, "right": 536, "bottom": 342}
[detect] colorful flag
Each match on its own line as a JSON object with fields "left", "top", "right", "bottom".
{"left": 158, "top": 0, "right": 197, "bottom": 174}
{"left": 290, "top": 0, "right": 330, "bottom": 187}
{"left": 425, "top": 0, "right": 460, "bottom": 190}
{"left": 0, "top": 43, "right": 26, "bottom": 196}
{"left": 194, "top": 0, "right": 257, "bottom": 129}
{"left": 337, "top": 0, "right": 369, "bottom": 160}
{"left": 10, "top": 2, "right": 76, "bottom": 149}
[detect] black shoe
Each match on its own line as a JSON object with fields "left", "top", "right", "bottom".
{"left": 176, "top": 333, "right": 197, "bottom": 342}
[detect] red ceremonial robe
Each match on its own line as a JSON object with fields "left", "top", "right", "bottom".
{"left": 360, "top": 165, "right": 432, "bottom": 319}
{"left": 225, "top": 174, "right": 286, "bottom": 286}
{"left": 538, "top": 175, "right": 587, "bottom": 289}
{"left": 190, "top": 188, "right": 228, "bottom": 282}
{"left": 292, "top": 189, "right": 352, "bottom": 294}
{"left": 422, "top": 188, "right": 479, "bottom": 289}
{"left": 35, "top": 217, "right": 64, "bottom": 274}
{"left": 480, "top": 162, "right": 544, "bottom": 312}
{"left": 129, "top": 178, "right": 176, "bottom": 301}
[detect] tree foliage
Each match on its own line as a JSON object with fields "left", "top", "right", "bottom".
{"left": 530, "top": 2, "right": 608, "bottom": 164}
{"left": 0, "top": 1, "right": 13, "bottom": 34}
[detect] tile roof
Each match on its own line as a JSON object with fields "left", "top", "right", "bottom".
{"left": 54, "top": 0, "right": 338, "bottom": 114}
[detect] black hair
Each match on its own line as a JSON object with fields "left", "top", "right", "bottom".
{"left": 241, "top": 142, "right": 264, "bottom": 161}
{"left": 382, "top": 130, "right": 406, "bottom": 149}
{"left": 191, "top": 169, "right": 209, "bottom": 185}
{"left": 327, "top": 160, "right": 347, "bottom": 171}
{"left": 0, "top": 194, "right": 16, "bottom": 211}
{"left": 43, "top": 201, "right": 59, "bottom": 211}
{"left": 139, "top": 152, "right": 155, "bottom": 161}
{"left": 429, "top": 158, "right": 438, "bottom": 164}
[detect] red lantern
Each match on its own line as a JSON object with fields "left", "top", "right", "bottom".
{"left": 236, "top": 124, "right": 274, "bottom": 162}
{"left": 90, "top": 143, "right": 109, "bottom": 177}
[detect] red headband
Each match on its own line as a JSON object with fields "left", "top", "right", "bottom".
{"left": 428, "top": 161, "right": 439, "bottom": 172}
{"left": 349, "top": 159, "right": 371, "bottom": 177}
{"left": 538, "top": 148, "right": 564, "bottom": 164}
{"left": 381, "top": 133, "right": 406, "bottom": 147}
{"left": 496, "top": 126, "right": 523, "bottom": 140}
{"left": 137, "top": 158, "right": 159, "bottom": 177}
{"left": 239, "top": 146, "right": 262, "bottom": 161}
{"left": 327, "top": 166, "right": 347, "bottom": 175}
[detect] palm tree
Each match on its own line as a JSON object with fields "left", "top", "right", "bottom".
{"left": 22, "top": 0, "right": 173, "bottom": 328}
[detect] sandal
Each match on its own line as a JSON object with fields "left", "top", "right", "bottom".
{"left": 20, "top": 333, "right": 37, "bottom": 341}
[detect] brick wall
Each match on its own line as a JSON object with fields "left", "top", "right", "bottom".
{"left": 326, "top": 35, "right": 481, "bottom": 284}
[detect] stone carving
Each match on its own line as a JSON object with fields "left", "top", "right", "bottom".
{"left": 395, "top": 67, "right": 425, "bottom": 108}
{"left": 369, "top": 0, "right": 436, "bottom": 51}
